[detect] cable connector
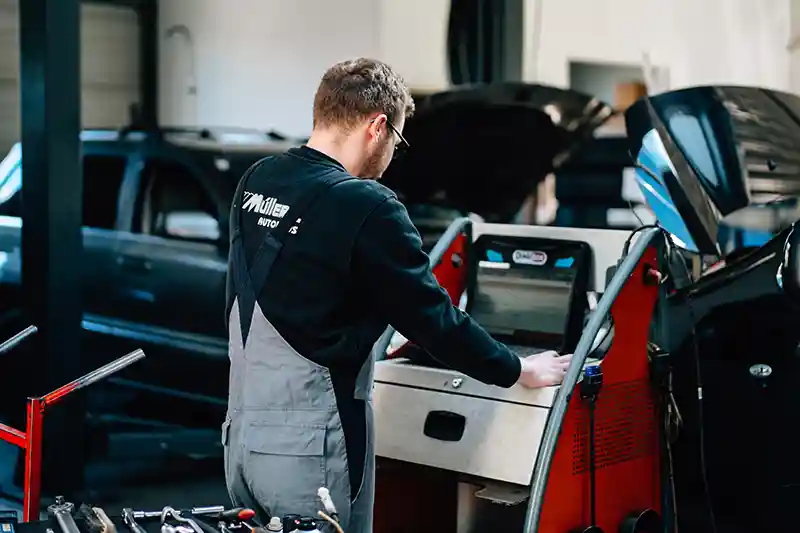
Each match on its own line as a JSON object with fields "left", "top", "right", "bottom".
{"left": 650, "top": 349, "right": 671, "bottom": 384}
{"left": 581, "top": 365, "right": 603, "bottom": 401}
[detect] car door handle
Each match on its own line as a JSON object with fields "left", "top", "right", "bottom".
{"left": 117, "top": 255, "right": 153, "bottom": 272}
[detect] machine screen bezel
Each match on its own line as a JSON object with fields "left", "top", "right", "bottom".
{"left": 467, "top": 234, "right": 592, "bottom": 352}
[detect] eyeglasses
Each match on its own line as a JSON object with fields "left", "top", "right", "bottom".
{"left": 386, "top": 119, "right": 410, "bottom": 152}
{"left": 371, "top": 117, "right": 410, "bottom": 155}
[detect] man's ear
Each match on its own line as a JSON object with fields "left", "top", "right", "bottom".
{"left": 368, "top": 113, "right": 387, "bottom": 141}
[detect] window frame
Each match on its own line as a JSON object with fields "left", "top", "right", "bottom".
{"left": 133, "top": 150, "right": 223, "bottom": 245}
{"left": 0, "top": 142, "right": 136, "bottom": 231}
{"left": 82, "top": 152, "right": 134, "bottom": 231}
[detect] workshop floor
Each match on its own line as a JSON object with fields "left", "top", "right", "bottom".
{"left": 0, "top": 440, "right": 231, "bottom": 521}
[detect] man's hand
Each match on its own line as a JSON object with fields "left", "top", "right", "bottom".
{"left": 516, "top": 351, "right": 573, "bottom": 388}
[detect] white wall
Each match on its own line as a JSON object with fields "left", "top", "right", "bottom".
{"left": 159, "top": 0, "right": 381, "bottom": 137}
{"left": 524, "top": 0, "right": 792, "bottom": 93}
{"left": 159, "top": 0, "right": 796, "bottom": 135}
{"left": 789, "top": 0, "right": 800, "bottom": 93}
{"left": 377, "top": 0, "right": 451, "bottom": 92}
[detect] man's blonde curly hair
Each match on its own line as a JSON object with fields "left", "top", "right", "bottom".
{"left": 312, "top": 58, "right": 415, "bottom": 131}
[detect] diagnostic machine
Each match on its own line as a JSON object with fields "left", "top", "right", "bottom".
{"left": 372, "top": 220, "right": 670, "bottom": 533}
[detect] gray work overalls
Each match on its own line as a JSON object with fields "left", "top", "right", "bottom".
{"left": 222, "top": 163, "right": 376, "bottom": 533}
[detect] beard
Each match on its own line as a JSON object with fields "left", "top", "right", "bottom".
{"left": 358, "top": 136, "right": 393, "bottom": 179}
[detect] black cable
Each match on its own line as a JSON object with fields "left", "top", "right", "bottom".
{"left": 670, "top": 244, "right": 718, "bottom": 533}
{"left": 626, "top": 148, "right": 697, "bottom": 531}
{"left": 654, "top": 239, "right": 679, "bottom": 533}
{"left": 627, "top": 198, "right": 645, "bottom": 226}
{"left": 588, "top": 398, "right": 597, "bottom": 525}
{"left": 623, "top": 223, "right": 661, "bottom": 257}
{"left": 663, "top": 389, "right": 679, "bottom": 533}
{"left": 623, "top": 157, "right": 716, "bottom": 529}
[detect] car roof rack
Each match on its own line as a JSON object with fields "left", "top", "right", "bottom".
{"left": 112, "top": 125, "right": 298, "bottom": 144}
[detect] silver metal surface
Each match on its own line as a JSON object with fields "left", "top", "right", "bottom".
{"left": 54, "top": 514, "right": 80, "bottom": 533}
{"left": 522, "top": 226, "right": 663, "bottom": 533}
{"left": 374, "top": 355, "right": 600, "bottom": 484}
{"left": 375, "top": 358, "right": 558, "bottom": 406}
{"left": 123, "top": 507, "right": 148, "bottom": 533}
{"left": 160, "top": 507, "right": 204, "bottom": 533}
{"left": 191, "top": 506, "right": 225, "bottom": 515}
{"left": 0, "top": 325, "right": 36, "bottom": 356}
{"left": 373, "top": 379, "right": 550, "bottom": 485}
{"left": 75, "top": 348, "right": 146, "bottom": 389}
{"left": 48, "top": 497, "right": 80, "bottom": 533}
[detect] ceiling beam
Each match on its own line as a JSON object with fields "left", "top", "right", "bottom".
{"left": 81, "top": 0, "right": 151, "bottom": 9}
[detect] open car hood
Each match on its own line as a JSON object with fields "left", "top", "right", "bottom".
{"left": 381, "top": 83, "right": 614, "bottom": 222}
{"left": 625, "top": 85, "right": 800, "bottom": 255}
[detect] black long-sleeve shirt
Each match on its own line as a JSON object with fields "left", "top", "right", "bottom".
{"left": 229, "top": 146, "right": 521, "bottom": 497}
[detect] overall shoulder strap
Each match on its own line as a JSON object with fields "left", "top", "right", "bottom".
{"left": 229, "top": 156, "right": 276, "bottom": 240}
{"left": 229, "top": 168, "right": 355, "bottom": 346}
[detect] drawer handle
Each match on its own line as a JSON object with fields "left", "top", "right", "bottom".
{"left": 423, "top": 410, "right": 466, "bottom": 442}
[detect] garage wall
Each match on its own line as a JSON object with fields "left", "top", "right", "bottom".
{"left": 81, "top": 3, "right": 141, "bottom": 129}
{"left": 377, "top": 0, "right": 451, "bottom": 93}
{"left": 524, "top": 0, "right": 792, "bottom": 93}
{"left": 159, "top": 0, "right": 795, "bottom": 136}
{"left": 158, "top": 0, "right": 381, "bottom": 138}
{"left": 0, "top": 1, "right": 141, "bottom": 153}
{"left": 789, "top": 0, "right": 800, "bottom": 93}
{"left": 368, "top": 0, "right": 794, "bottom": 96}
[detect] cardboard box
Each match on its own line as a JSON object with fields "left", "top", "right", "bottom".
{"left": 614, "top": 82, "right": 647, "bottom": 111}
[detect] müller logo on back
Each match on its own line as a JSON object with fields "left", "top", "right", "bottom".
{"left": 242, "top": 192, "right": 291, "bottom": 228}
{"left": 512, "top": 249, "right": 548, "bottom": 266}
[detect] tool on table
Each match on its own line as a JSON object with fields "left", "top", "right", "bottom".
{"left": 161, "top": 507, "right": 220, "bottom": 533}
{"left": 93, "top": 508, "right": 116, "bottom": 533}
{"left": 161, "top": 525, "right": 195, "bottom": 533}
{"left": 315, "top": 489, "right": 337, "bottom": 523}
{"left": 264, "top": 518, "right": 283, "bottom": 533}
{"left": 75, "top": 504, "right": 116, "bottom": 533}
{"left": 286, "top": 518, "right": 320, "bottom": 533}
{"left": 123, "top": 508, "right": 148, "bottom": 533}
{"left": 315, "top": 488, "right": 343, "bottom": 533}
{"left": 47, "top": 496, "right": 80, "bottom": 533}
{"left": 281, "top": 515, "right": 299, "bottom": 533}
{"left": 216, "top": 508, "right": 257, "bottom": 533}
{"left": 217, "top": 509, "right": 255, "bottom": 523}
{"left": 134, "top": 506, "right": 232, "bottom": 521}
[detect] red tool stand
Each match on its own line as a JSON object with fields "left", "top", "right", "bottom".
{"left": 0, "top": 326, "right": 145, "bottom": 522}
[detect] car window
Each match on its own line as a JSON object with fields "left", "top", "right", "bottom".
{"left": 138, "top": 159, "right": 219, "bottom": 242}
{"left": 83, "top": 155, "right": 127, "bottom": 230}
{"left": 0, "top": 144, "right": 126, "bottom": 230}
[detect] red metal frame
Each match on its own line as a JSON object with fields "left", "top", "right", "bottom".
{"left": 537, "top": 245, "right": 662, "bottom": 532}
{"left": 388, "top": 231, "right": 470, "bottom": 359}
{"left": 0, "top": 348, "right": 145, "bottom": 521}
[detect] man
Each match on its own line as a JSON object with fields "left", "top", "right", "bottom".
{"left": 223, "top": 58, "right": 573, "bottom": 532}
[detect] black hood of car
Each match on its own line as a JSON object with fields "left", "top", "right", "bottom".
{"left": 625, "top": 85, "right": 800, "bottom": 255}
{"left": 380, "top": 83, "right": 614, "bottom": 222}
